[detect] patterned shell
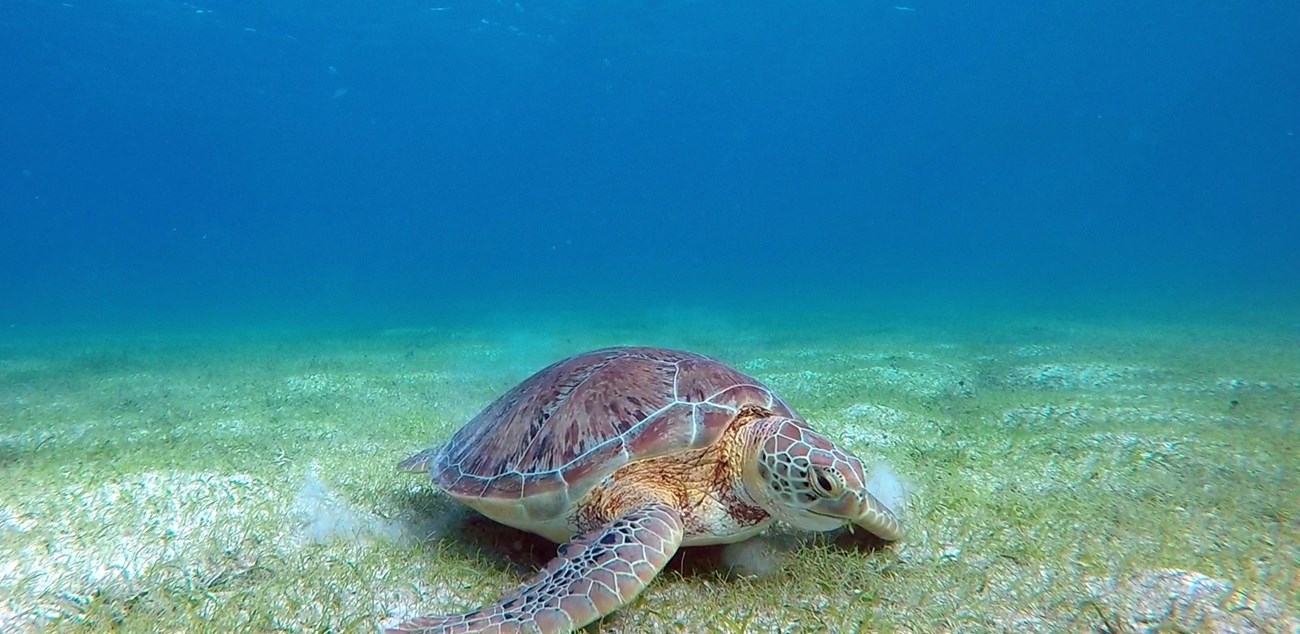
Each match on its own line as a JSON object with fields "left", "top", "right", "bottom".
{"left": 402, "top": 347, "right": 796, "bottom": 504}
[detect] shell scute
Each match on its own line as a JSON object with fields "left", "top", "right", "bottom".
{"left": 693, "top": 403, "right": 745, "bottom": 446}
{"left": 556, "top": 437, "right": 631, "bottom": 492}
{"left": 481, "top": 471, "right": 525, "bottom": 499}
{"left": 706, "top": 384, "right": 775, "bottom": 411}
{"left": 674, "top": 356, "right": 756, "bottom": 402}
{"left": 553, "top": 355, "right": 675, "bottom": 464}
{"left": 623, "top": 403, "right": 703, "bottom": 457}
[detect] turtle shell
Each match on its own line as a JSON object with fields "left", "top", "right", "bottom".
{"left": 402, "top": 347, "right": 796, "bottom": 521}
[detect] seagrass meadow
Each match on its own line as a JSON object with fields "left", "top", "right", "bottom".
{"left": 1, "top": 303, "right": 1297, "bottom": 634}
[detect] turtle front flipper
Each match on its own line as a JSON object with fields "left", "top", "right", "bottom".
{"left": 387, "top": 503, "right": 684, "bottom": 634}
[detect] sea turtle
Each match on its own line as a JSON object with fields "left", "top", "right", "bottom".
{"left": 389, "top": 346, "right": 904, "bottom": 634}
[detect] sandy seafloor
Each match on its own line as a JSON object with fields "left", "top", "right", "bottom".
{"left": 1, "top": 298, "right": 1297, "bottom": 633}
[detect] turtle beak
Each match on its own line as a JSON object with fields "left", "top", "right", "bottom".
{"left": 850, "top": 491, "right": 904, "bottom": 542}
{"left": 811, "top": 490, "right": 904, "bottom": 540}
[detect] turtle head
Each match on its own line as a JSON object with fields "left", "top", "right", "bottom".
{"left": 742, "top": 417, "right": 904, "bottom": 541}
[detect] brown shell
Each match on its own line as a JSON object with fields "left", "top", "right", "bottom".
{"left": 402, "top": 347, "right": 796, "bottom": 506}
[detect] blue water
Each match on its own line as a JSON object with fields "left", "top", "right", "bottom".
{"left": 2, "top": 1, "right": 1298, "bottom": 330}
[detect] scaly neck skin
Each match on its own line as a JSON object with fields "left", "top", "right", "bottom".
{"left": 731, "top": 415, "right": 782, "bottom": 511}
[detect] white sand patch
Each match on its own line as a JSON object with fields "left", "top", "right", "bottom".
{"left": 1000, "top": 403, "right": 1096, "bottom": 429}
{"left": 378, "top": 579, "right": 477, "bottom": 631}
{"left": 281, "top": 370, "right": 486, "bottom": 420}
{"left": 852, "top": 364, "right": 966, "bottom": 398}
{"left": 759, "top": 370, "right": 825, "bottom": 399}
{"left": 844, "top": 402, "right": 920, "bottom": 427}
{"left": 0, "top": 415, "right": 254, "bottom": 455}
{"left": 1081, "top": 432, "right": 1192, "bottom": 464}
{"left": 0, "top": 357, "right": 50, "bottom": 374}
{"left": 0, "top": 471, "right": 286, "bottom": 627}
{"left": 281, "top": 373, "right": 408, "bottom": 402}
{"left": 0, "top": 506, "right": 35, "bottom": 534}
{"left": 1088, "top": 569, "right": 1298, "bottom": 633}
{"left": 839, "top": 425, "right": 900, "bottom": 449}
{"left": 848, "top": 350, "right": 935, "bottom": 363}
{"left": 836, "top": 403, "right": 923, "bottom": 449}
{"left": 1007, "top": 362, "right": 1161, "bottom": 390}
{"left": 1010, "top": 344, "right": 1053, "bottom": 357}
{"left": 283, "top": 373, "right": 351, "bottom": 395}
{"left": 999, "top": 404, "right": 1219, "bottom": 430}
{"left": 754, "top": 354, "right": 969, "bottom": 400}
{"left": 1215, "top": 377, "right": 1285, "bottom": 393}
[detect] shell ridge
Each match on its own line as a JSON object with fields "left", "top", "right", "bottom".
{"left": 689, "top": 404, "right": 702, "bottom": 445}
{"left": 703, "top": 383, "right": 771, "bottom": 407}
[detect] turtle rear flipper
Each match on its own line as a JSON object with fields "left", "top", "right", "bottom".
{"left": 397, "top": 447, "right": 440, "bottom": 473}
{"left": 387, "top": 503, "right": 684, "bottom": 634}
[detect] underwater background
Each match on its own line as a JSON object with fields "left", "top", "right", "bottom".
{"left": 2, "top": 1, "right": 1298, "bottom": 329}
{"left": 1, "top": 2, "right": 1299, "bottom": 633}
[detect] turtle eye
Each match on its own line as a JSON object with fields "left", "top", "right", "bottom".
{"left": 809, "top": 467, "right": 843, "bottom": 498}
